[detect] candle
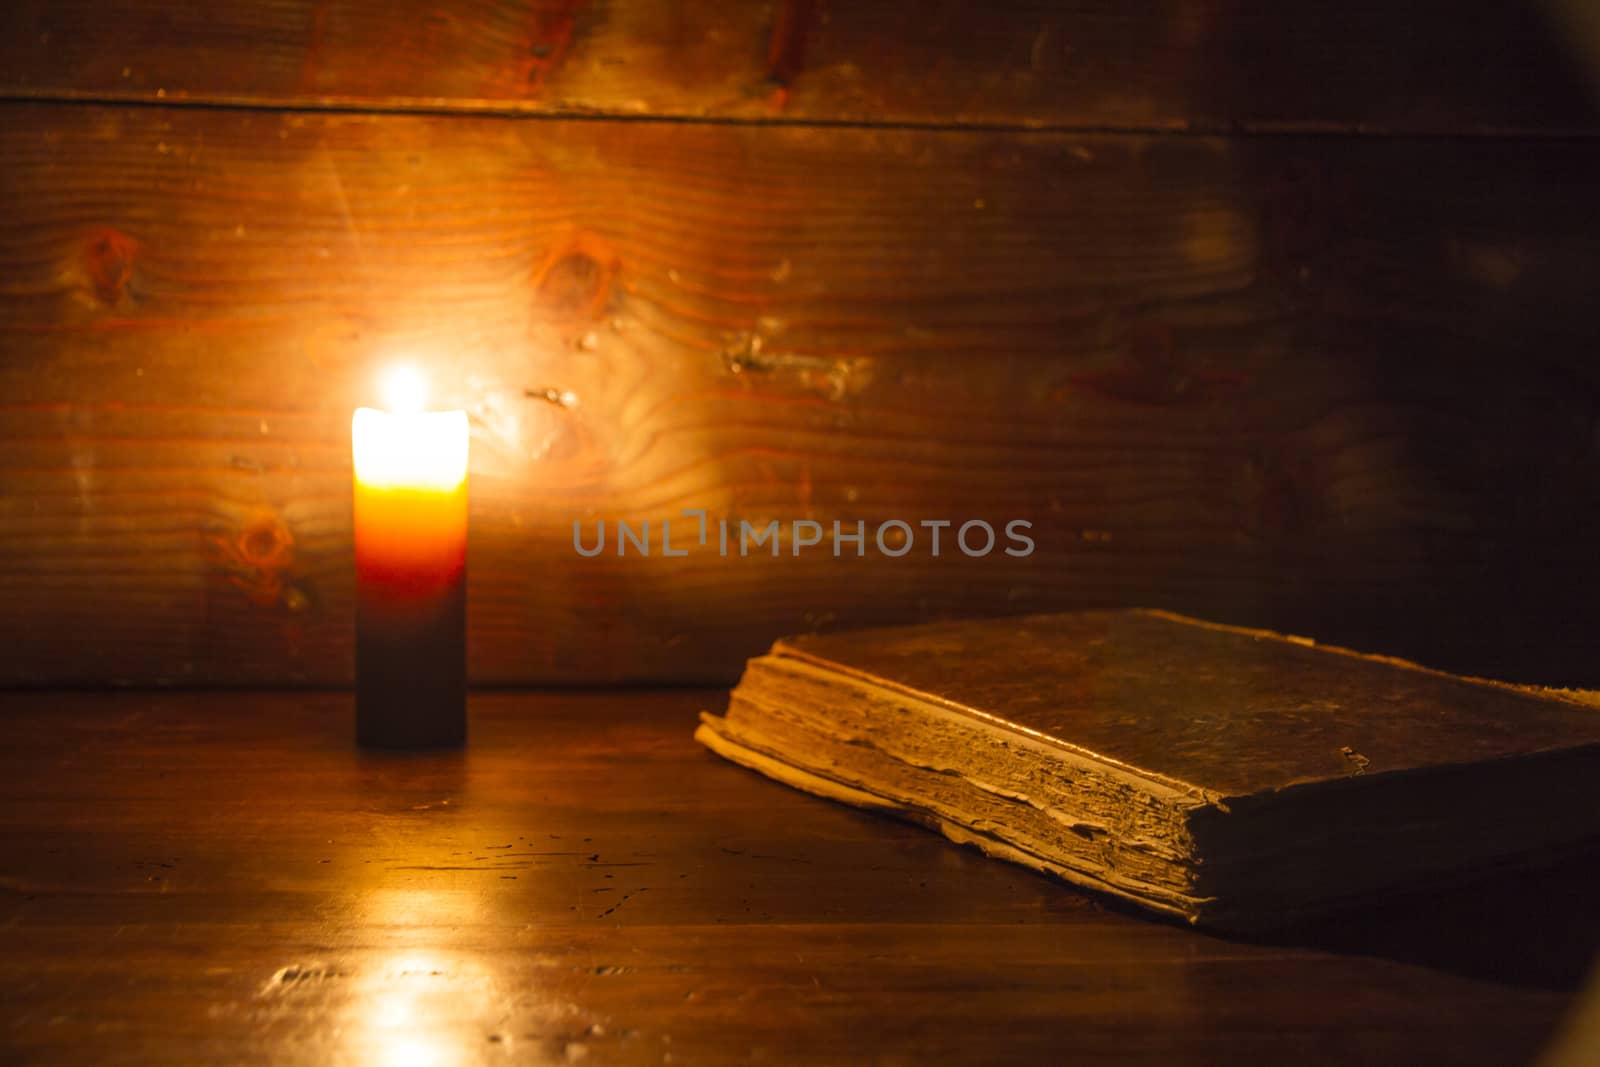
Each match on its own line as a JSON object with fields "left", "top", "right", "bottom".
{"left": 351, "top": 367, "right": 468, "bottom": 748}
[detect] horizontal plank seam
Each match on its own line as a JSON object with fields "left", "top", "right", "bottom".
{"left": 2, "top": 89, "right": 1599, "bottom": 141}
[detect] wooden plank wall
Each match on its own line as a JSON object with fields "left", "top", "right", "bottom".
{"left": 3, "top": 0, "right": 1596, "bottom": 132}
{"left": 1, "top": 1, "right": 1598, "bottom": 688}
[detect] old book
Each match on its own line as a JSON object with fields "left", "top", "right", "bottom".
{"left": 696, "top": 609, "right": 1600, "bottom": 929}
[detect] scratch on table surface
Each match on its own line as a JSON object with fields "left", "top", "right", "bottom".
{"left": 598, "top": 887, "right": 649, "bottom": 920}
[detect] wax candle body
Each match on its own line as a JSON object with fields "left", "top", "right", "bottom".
{"left": 352, "top": 407, "right": 469, "bottom": 748}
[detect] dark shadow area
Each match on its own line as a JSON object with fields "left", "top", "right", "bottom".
{"left": 1167, "top": 0, "right": 1600, "bottom": 689}
{"left": 1249, "top": 846, "right": 1600, "bottom": 991}
{"left": 1190, "top": 0, "right": 1600, "bottom": 131}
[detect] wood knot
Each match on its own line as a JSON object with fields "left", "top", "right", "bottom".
{"left": 240, "top": 519, "right": 292, "bottom": 567}
{"left": 83, "top": 227, "right": 138, "bottom": 306}
{"left": 210, "top": 512, "right": 298, "bottom": 608}
{"left": 519, "top": 0, "right": 588, "bottom": 92}
{"left": 533, "top": 231, "right": 620, "bottom": 323}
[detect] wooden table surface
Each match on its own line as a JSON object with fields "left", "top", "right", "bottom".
{"left": 1, "top": 690, "right": 1596, "bottom": 1066}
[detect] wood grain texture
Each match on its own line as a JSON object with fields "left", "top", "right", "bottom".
{"left": 0, "top": 689, "right": 1595, "bottom": 1065}
{"left": 2, "top": 103, "right": 1599, "bottom": 687}
{"left": 0, "top": 0, "right": 1595, "bottom": 133}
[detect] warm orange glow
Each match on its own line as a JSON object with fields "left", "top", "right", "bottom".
{"left": 380, "top": 364, "right": 429, "bottom": 416}
{"left": 352, "top": 401, "right": 468, "bottom": 596}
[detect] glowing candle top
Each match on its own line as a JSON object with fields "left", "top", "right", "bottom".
{"left": 352, "top": 366, "right": 468, "bottom": 492}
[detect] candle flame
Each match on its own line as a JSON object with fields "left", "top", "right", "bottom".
{"left": 381, "top": 365, "right": 428, "bottom": 415}
{"left": 353, "top": 408, "right": 469, "bottom": 492}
